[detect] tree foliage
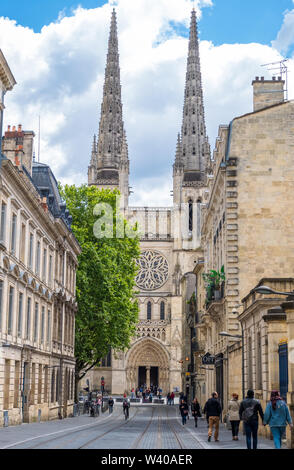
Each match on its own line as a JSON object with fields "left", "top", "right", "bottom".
{"left": 59, "top": 184, "right": 140, "bottom": 382}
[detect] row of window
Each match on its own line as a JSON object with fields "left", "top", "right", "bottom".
{"left": 0, "top": 201, "right": 54, "bottom": 284}
{"left": 0, "top": 280, "right": 51, "bottom": 343}
{"left": 0, "top": 202, "right": 76, "bottom": 294}
{"left": 3, "top": 360, "right": 74, "bottom": 409}
{"left": 146, "top": 301, "right": 165, "bottom": 320}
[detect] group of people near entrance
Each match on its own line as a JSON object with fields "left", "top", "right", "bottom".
{"left": 132, "top": 385, "right": 163, "bottom": 401}
{"left": 199, "top": 389, "right": 293, "bottom": 449}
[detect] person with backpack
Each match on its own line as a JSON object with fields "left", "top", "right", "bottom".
{"left": 123, "top": 393, "right": 130, "bottom": 420}
{"left": 263, "top": 390, "right": 293, "bottom": 449}
{"left": 203, "top": 392, "right": 222, "bottom": 442}
{"left": 191, "top": 397, "right": 201, "bottom": 427}
{"left": 228, "top": 393, "right": 241, "bottom": 440}
{"left": 239, "top": 389, "right": 264, "bottom": 449}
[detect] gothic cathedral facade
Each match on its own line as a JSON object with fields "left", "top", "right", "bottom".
{"left": 87, "top": 9, "right": 210, "bottom": 394}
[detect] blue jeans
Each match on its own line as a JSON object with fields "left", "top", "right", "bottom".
{"left": 244, "top": 421, "right": 259, "bottom": 449}
{"left": 182, "top": 415, "right": 187, "bottom": 425}
{"left": 271, "top": 426, "right": 286, "bottom": 449}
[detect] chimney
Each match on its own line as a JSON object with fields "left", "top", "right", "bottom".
{"left": 252, "top": 77, "right": 285, "bottom": 112}
{"left": 1, "top": 124, "right": 35, "bottom": 176}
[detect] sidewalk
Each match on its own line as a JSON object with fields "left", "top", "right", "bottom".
{"left": 182, "top": 413, "right": 286, "bottom": 449}
{"left": 0, "top": 408, "right": 117, "bottom": 449}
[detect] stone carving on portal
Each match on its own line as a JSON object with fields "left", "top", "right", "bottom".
{"left": 135, "top": 250, "right": 169, "bottom": 290}
{"left": 125, "top": 338, "right": 170, "bottom": 393}
{"left": 136, "top": 319, "right": 168, "bottom": 343}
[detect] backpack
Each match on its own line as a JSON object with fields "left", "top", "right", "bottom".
{"left": 242, "top": 403, "right": 256, "bottom": 423}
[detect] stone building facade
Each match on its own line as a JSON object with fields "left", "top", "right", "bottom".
{"left": 194, "top": 75, "right": 294, "bottom": 427}
{"left": 0, "top": 50, "right": 81, "bottom": 425}
{"left": 239, "top": 278, "right": 294, "bottom": 448}
{"left": 84, "top": 9, "right": 209, "bottom": 395}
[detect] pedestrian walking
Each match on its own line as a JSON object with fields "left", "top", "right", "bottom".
{"left": 228, "top": 393, "right": 241, "bottom": 441}
{"left": 239, "top": 389, "right": 264, "bottom": 450}
{"left": 108, "top": 397, "right": 114, "bottom": 414}
{"left": 191, "top": 398, "right": 201, "bottom": 427}
{"left": 167, "top": 392, "right": 171, "bottom": 405}
{"left": 123, "top": 393, "right": 130, "bottom": 420}
{"left": 203, "top": 392, "right": 222, "bottom": 442}
{"left": 263, "top": 390, "right": 293, "bottom": 449}
{"left": 131, "top": 388, "right": 135, "bottom": 399}
{"left": 170, "top": 391, "right": 175, "bottom": 405}
{"left": 179, "top": 399, "right": 189, "bottom": 425}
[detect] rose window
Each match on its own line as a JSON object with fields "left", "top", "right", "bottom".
{"left": 136, "top": 250, "right": 169, "bottom": 290}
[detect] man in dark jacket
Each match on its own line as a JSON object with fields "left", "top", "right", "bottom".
{"left": 203, "top": 392, "right": 222, "bottom": 442}
{"left": 239, "top": 389, "right": 264, "bottom": 449}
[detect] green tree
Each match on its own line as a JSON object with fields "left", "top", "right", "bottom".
{"left": 59, "top": 184, "right": 140, "bottom": 397}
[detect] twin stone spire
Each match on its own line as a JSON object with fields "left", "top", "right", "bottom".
{"left": 88, "top": 8, "right": 210, "bottom": 200}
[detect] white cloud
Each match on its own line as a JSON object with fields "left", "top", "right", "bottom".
{"left": 0, "top": 0, "right": 293, "bottom": 206}
{"left": 272, "top": 8, "right": 294, "bottom": 55}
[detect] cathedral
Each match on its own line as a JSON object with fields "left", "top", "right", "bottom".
{"left": 86, "top": 8, "right": 210, "bottom": 395}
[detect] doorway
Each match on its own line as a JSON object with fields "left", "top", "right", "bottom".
{"left": 279, "top": 343, "right": 288, "bottom": 400}
{"left": 138, "top": 366, "right": 146, "bottom": 387}
{"left": 215, "top": 354, "right": 224, "bottom": 410}
{"left": 150, "top": 367, "right": 158, "bottom": 387}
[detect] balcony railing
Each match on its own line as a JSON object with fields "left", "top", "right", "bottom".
{"left": 205, "top": 281, "right": 225, "bottom": 308}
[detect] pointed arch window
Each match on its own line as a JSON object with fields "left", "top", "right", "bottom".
{"left": 147, "top": 301, "right": 152, "bottom": 320}
{"left": 192, "top": 146, "right": 196, "bottom": 155}
{"left": 160, "top": 302, "right": 165, "bottom": 320}
{"left": 184, "top": 127, "right": 187, "bottom": 136}
{"left": 108, "top": 145, "right": 111, "bottom": 153}
{"left": 183, "top": 147, "right": 186, "bottom": 157}
{"left": 109, "top": 106, "right": 112, "bottom": 113}
{"left": 192, "top": 125, "right": 196, "bottom": 135}
{"left": 193, "top": 88, "right": 196, "bottom": 96}
{"left": 192, "top": 106, "right": 195, "bottom": 115}
{"left": 188, "top": 199, "right": 193, "bottom": 233}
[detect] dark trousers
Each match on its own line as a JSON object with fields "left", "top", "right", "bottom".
{"left": 244, "top": 421, "right": 259, "bottom": 449}
{"left": 182, "top": 414, "right": 187, "bottom": 425}
{"left": 230, "top": 420, "right": 240, "bottom": 437}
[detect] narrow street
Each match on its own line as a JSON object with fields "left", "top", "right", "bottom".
{"left": 0, "top": 405, "right": 278, "bottom": 450}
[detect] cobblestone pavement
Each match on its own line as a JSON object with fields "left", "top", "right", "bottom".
{"left": 0, "top": 405, "right": 280, "bottom": 449}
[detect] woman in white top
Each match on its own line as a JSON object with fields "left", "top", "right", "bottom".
{"left": 228, "top": 393, "right": 241, "bottom": 440}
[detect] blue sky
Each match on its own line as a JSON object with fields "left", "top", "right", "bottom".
{"left": 0, "top": 0, "right": 294, "bottom": 205}
{"left": 1, "top": 0, "right": 293, "bottom": 50}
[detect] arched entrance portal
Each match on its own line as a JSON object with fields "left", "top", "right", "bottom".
{"left": 126, "top": 338, "right": 170, "bottom": 394}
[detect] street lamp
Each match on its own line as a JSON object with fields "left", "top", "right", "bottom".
{"left": 219, "top": 330, "right": 245, "bottom": 399}
{"left": 254, "top": 285, "right": 294, "bottom": 299}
